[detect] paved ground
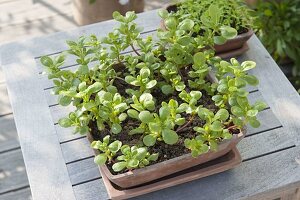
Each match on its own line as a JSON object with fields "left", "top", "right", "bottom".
{"left": 0, "top": 0, "right": 169, "bottom": 199}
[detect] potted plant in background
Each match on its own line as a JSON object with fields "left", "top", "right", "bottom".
{"left": 41, "top": 11, "right": 266, "bottom": 199}
{"left": 160, "top": 0, "right": 255, "bottom": 58}
{"left": 72, "top": 0, "right": 144, "bottom": 25}
{"left": 255, "top": 0, "right": 300, "bottom": 93}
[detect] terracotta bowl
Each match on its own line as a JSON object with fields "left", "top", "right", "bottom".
{"left": 88, "top": 130, "right": 245, "bottom": 189}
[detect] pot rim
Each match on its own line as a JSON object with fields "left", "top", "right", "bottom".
{"left": 99, "top": 130, "right": 245, "bottom": 179}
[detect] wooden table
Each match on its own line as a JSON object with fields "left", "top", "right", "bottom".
{"left": 1, "top": 10, "right": 300, "bottom": 200}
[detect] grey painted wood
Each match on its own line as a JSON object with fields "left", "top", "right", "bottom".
{"left": 0, "top": 149, "right": 29, "bottom": 194}
{"left": 73, "top": 179, "right": 108, "bottom": 200}
{"left": 1, "top": 9, "right": 161, "bottom": 65}
{"left": 67, "top": 156, "right": 100, "bottom": 186}
{"left": 2, "top": 59, "right": 76, "bottom": 200}
{"left": 65, "top": 125, "right": 286, "bottom": 186}
{"left": 0, "top": 187, "right": 31, "bottom": 200}
{"left": 0, "top": 83, "right": 12, "bottom": 116}
{"left": 0, "top": 114, "right": 20, "bottom": 153}
{"left": 72, "top": 146, "right": 300, "bottom": 200}
{"left": 2, "top": 9, "right": 300, "bottom": 200}
{"left": 241, "top": 36, "right": 300, "bottom": 145}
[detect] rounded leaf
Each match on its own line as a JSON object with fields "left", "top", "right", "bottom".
{"left": 249, "top": 118, "right": 261, "bottom": 128}
{"left": 148, "top": 153, "right": 159, "bottom": 161}
{"left": 241, "top": 61, "right": 256, "bottom": 71}
{"left": 111, "top": 123, "right": 122, "bottom": 134}
{"left": 128, "top": 159, "right": 139, "bottom": 168}
{"left": 193, "top": 52, "right": 205, "bottom": 67}
{"left": 247, "top": 109, "right": 258, "bottom": 117}
{"left": 220, "top": 26, "right": 237, "bottom": 40}
{"left": 161, "top": 85, "right": 174, "bottom": 95}
{"left": 108, "top": 141, "right": 122, "bottom": 153}
{"left": 127, "top": 109, "right": 139, "bottom": 119}
{"left": 215, "top": 109, "right": 229, "bottom": 121}
{"left": 58, "top": 118, "right": 72, "bottom": 128}
{"left": 143, "top": 135, "right": 156, "bottom": 146}
{"left": 162, "top": 129, "right": 179, "bottom": 145}
{"left": 112, "top": 162, "right": 127, "bottom": 172}
{"left": 94, "top": 154, "right": 107, "bottom": 165}
{"left": 139, "top": 111, "right": 154, "bottom": 123}
{"left": 178, "top": 19, "right": 194, "bottom": 31}
{"left": 146, "top": 80, "right": 157, "bottom": 89}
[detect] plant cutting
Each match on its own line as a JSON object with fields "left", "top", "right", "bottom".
{"left": 41, "top": 11, "right": 266, "bottom": 192}
{"left": 159, "top": 0, "right": 255, "bottom": 56}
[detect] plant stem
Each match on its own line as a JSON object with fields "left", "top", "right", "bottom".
{"left": 130, "top": 44, "right": 141, "bottom": 56}
{"left": 176, "top": 115, "right": 195, "bottom": 133}
{"left": 114, "top": 76, "right": 126, "bottom": 82}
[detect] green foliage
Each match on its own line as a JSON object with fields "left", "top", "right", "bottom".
{"left": 161, "top": 0, "right": 254, "bottom": 47}
{"left": 42, "top": 11, "right": 264, "bottom": 173}
{"left": 91, "top": 135, "right": 122, "bottom": 165}
{"left": 112, "top": 145, "right": 159, "bottom": 172}
{"left": 255, "top": 0, "right": 300, "bottom": 92}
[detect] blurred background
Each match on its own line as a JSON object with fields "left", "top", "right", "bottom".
{"left": 0, "top": 0, "right": 299, "bottom": 199}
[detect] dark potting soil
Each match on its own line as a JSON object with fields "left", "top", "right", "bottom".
{"left": 88, "top": 66, "right": 240, "bottom": 175}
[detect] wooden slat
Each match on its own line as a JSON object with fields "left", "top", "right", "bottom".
{"left": 1, "top": 9, "right": 162, "bottom": 65}
{"left": 73, "top": 179, "right": 108, "bottom": 200}
{"left": 0, "top": 114, "right": 20, "bottom": 153}
{"left": 0, "top": 187, "right": 31, "bottom": 200}
{"left": 241, "top": 36, "right": 300, "bottom": 145}
{"left": 67, "top": 156, "right": 100, "bottom": 186}
{"left": 0, "top": 83, "right": 12, "bottom": 116}
{"left": 72, "top": 146, "right": 300, "bottom": 200}
{"left": 0, "top": 149, "right": 29, "bottom": 194}
{"left": 2, "top": 59, "right": 76, "bottom": 200}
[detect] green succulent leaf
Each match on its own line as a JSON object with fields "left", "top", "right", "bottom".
{"left": 220, "top": 26, "right": 237, "bottom": 40}
{"left": 94, "top": 154, "right": 107, "bottom": 165}
{"left": 178, "top": 19, "right": 195, "bottom": 31}
{"left": 112, "top": 162, "right": 127, "bottom": 172}
{"left": 111, "top": 123, "right": 122, "bottom": 134}
{"left": 143, "top": 135, "right": 156, "bottom": 146}
{"left": 139, "top": 111, "right": 154, "bottom": 123}
{"left": 162, "top": 129, "right": 179, "bottom": 145}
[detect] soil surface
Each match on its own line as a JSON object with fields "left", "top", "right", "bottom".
{"left": 89, "top": 66, "right": 240, "bottom": 175}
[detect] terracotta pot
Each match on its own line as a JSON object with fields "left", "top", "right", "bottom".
{"left": 88, "top": 130, "right": 245, "bottom": 188}
{"left": 72, "top": 0, "right": 145, "bottom": 26}
{"left": 161, "top": 4, "right": 254, "bottom": 55}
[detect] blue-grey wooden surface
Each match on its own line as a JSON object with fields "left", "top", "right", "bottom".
{"left": 1, "top": 9, "right": 300, "bottom": 200}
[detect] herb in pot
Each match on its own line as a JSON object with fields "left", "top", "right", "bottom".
{"left": 41, "top": 11, "right": 266, "bottom": 174}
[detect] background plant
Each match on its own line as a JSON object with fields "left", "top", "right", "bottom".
{"left": 41, "top": 11, "right": 265, "bottom": 173}
{"left": 160, "top": 0, "right": 255, "bottom": 46}
{"left": 255, "top": 0, "right": 300, "bottom": 92}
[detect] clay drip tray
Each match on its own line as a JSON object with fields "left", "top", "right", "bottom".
{"left": 100, "top": 147, "right": 242, "bottom": 200}
{"left": 217, "top": 43, "right": 249, "bottom": 59}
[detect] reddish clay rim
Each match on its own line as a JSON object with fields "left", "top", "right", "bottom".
{"left": 99, "top": 130, "right": 245, "bottom": 179}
